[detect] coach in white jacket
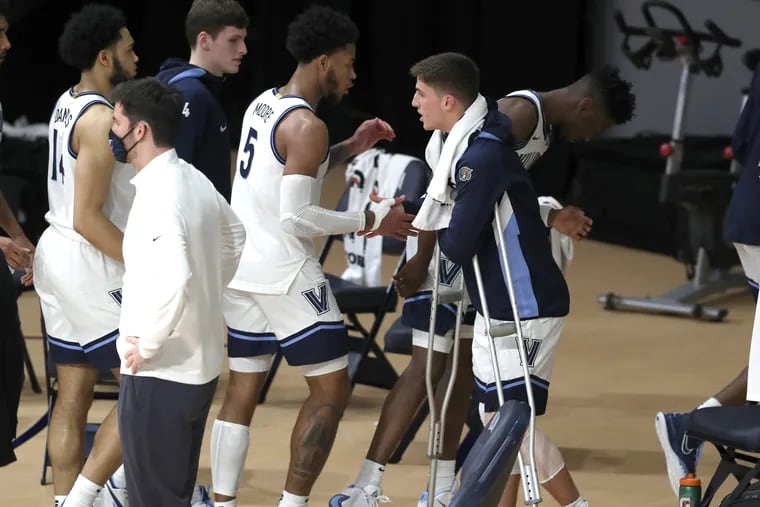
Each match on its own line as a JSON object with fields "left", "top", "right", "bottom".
{"left": 110, "top": 77, "right": 246, "bottom": 507}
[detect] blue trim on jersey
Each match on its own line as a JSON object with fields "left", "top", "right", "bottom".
{"left": 47, "top": 335, "right": 81, "bottom": 351}
{"left": 273, "top": 87, "right": 308, "bottom": 101}
{"left": 477, "top": 131, "right": 502, "bottom": 143}
{"left": 83, "top": 329, "right": 120, "bottom": 353}
{"left": 500, "top": 213, "right": 540, "bottom": 318}
{"left": 474, "top": 375, "right": 550, "bottom": 414}
{"left": 270, "top": 104, "right": 312, "bottom": 165}
{"left": 279, "top": 320, "right": 348, "bottom": 367}
{"left": 227, "top": 327, "right": 278, "bottom": 358}
{"left": 167, "top": 68, "right": 207, "bottom": 85}
{"left": 280, "top": 321, "right": 346, "bottom": 348}
{"left": 67, "top": 98, "right": 112, "bottom": 159}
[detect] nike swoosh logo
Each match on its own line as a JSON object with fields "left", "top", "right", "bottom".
{"left": 152, "top": 235, "right": 162, "bottom": 242}
{"left": 681, "top": 435, "right": 696, "bottom": 454}
{"left": 220, "top": 125, "right": 228, "bottom": 132}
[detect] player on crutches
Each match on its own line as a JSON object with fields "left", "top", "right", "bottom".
{"left": 425, "top": 197, "right": 542, "bottom": 507}
{"left": 408, "top": 52, "right": 586, "bottom": 507}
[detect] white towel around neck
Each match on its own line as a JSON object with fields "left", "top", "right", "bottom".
{"left": 412, "top": 94, "right": 488, "bottom": 231}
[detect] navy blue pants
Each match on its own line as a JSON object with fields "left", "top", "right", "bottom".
{"left": 119, "top": 375, "right": 218, "bottom": 507}
{"left": 0, "top": 250, "right": 23, "bottom": 466}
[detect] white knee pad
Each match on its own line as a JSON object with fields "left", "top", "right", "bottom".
{"left": 229, "top": 354, "right": 273, "bottom": 373}
{"left": 211, "top": 420, "right": 250, "bottom": 497}
{"left": 510, "top": 428, "right": 565, "bottom": 483}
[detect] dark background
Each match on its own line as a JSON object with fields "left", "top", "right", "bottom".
{"left": 2, "top": 0, "right": 749, "bottom": 261}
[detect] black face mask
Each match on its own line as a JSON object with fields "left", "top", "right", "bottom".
{"left": 109, "top": 126, "right": 137, "bottom": 163}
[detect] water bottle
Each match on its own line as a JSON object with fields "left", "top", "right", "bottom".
{"left": 679, "top": 473, "right": 701, "bottom": 507}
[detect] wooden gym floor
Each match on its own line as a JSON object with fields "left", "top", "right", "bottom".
{"left": 4, "top": 167, "right": 756, "bottom": 506}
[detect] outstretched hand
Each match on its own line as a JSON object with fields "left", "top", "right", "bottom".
{"left": 360, "top": 192, "right": 418, "bottom": 240}
{"left": 550, "top": 206, "right": 592, "bottom": 240}
{"left": 349, "top": 118, "right": 396, "bottom": 154}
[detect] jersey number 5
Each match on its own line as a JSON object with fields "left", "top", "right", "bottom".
{"left": 50, "top": 128, "right": 65, "bottom": 183}
{"left": 239, "top": 127, "right": 258, "bottom": 179}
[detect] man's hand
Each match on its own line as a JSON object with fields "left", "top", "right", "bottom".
{"left": 125, "top": 336, "right": 146, "bottom": 374}
{"left": 360, "top": 192, "right": 418, "bottom": 240}
{"left": 19, "top": 267, "right": 33, "bottom": 287}
{"left": 393, "top": 254, "right": 429, "bottom": 297}
{"left": 347, "top": 118, "right": 396, "bottom": 155}
{"left": 0, "top": 236, "right": 33, "bottom": 270}
{"left": 548, "top": 206, "right": 592, "bottom": 240}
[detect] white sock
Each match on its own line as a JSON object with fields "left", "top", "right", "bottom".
{"left": 211, "top": 419, "right": 250, "bottom": 498}
{"left": 278, "top": 490, "right": 308, "bottom": 506}
{"left": 355, "top": 459, "right": 385, "bottom": 488}
{"left": 434, "top": 460, "right": 456, "bottom": 492}
{"left": 110, "top": 464, "right": 127, "bottom": 489}
{"left": 54, "top": 496, "right": 66, "bottom": 507}
{"left": 63, "top": 475, "right": 102, "bottom": 506}
{"left": 697, "top": 397, "right": 722, "bottom": 410}
{"left": 214, "top": 501, "right": 237, "bottom": 507}
{"left": 564, "top": 498, "right": 588, "bottom": 507}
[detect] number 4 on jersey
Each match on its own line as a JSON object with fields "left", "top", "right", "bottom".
{"left": 182, "top": 102, "right": 191, "bottom": 118}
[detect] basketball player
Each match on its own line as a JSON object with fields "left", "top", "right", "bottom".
{"left": 156, "top": 0, "right": 249, "bottom": 202}
{"left": 208, "top": 6, "right": 416, "bottom": 507}
{"left": 333, "top": 66, "right": 636, "bottom": 507}
{"left": 32, "top": 5, "right": 137, "bottom": 506}
{"left": 656, "top": 59, "right": 760, "bottom": 496}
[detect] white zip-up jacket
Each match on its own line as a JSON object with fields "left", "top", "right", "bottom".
{"left": 118, "top": 149, "right": 245, "bottom": 385}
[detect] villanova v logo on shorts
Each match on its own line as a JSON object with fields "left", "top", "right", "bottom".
{"left": 108, "top": 289, "right": 123, "bottom": 307}
{"left": 439, "top": 258, "right": 462, "bottom": 287}
{"left": 302, "top": 282, "right": 330, "bottom": 315}
{"left": 516, "top": 337, "right": 543, "bottom": 367}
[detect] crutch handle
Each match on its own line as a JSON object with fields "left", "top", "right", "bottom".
{"left": 437, "top": 286, "right": 464, "bottom": 305}
{"left": 490, "top": 322, "right": 517, "bottom": 338}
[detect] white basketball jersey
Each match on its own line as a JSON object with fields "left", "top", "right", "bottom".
{"left": 45, "top": 88, "right": 135, "bottom": 242}
{"left": 505, "top": 90, "right": 552, "bottom": 169}
{"left": 229, "top": 88, "right": 330, "bottom": 295}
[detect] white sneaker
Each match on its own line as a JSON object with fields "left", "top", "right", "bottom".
{"left": 329, "top": 484, "right": 391, "bottom": 506}
{"left": 97, "top": 479, "right": 128, "bottom": 507}
{"left": 190, "top": 484, "right": 213, "bottom": 506}
{"left": 417, "top": 485, "right": 456, "bottom": 507}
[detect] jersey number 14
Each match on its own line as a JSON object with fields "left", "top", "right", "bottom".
{"left": 50, "top": 128, "right": 65, "bottom": 183}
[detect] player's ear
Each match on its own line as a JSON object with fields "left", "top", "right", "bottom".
{"left": 97, "top": 48, "right": 111, "bottom": 68}
{"left": 577, "top": 97, "right": 593, "bottom": 115}
{"left": 317, "top": 54, "right": 329, "bottom": 71}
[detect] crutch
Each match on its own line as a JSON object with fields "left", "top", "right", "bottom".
{"left": 425, "top": 243, "right": 467, "bottom": 507}
{"left": 471, "top": 200, "right": 541, "bottom": 505}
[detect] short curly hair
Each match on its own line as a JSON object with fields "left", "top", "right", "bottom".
{"left": 59, "top": 4, "right": 127, "bottom": 71}
{"left": 285, "top": 5, "right": 358, "bottom": 63}
{"left": 590, "top": 65, "right": 636, "bottom": 124}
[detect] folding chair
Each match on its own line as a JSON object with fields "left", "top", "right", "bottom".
{"left": 687, "top": 405, "right": 760, "bottom": 506}
{"left": 40, "top": 316, "right": 119, "bottom": 485}
{"left": 258, "top": 153, "right": 430, "bottom": 403}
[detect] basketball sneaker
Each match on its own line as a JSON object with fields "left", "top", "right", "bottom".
{"left": 92, "top": 478, "right": 128, "bottom": 507}
{"left": 329, "top": 484, "right": 390, "bottom": 506}
{"left": 190, "top": 484, "right": 213, "bottom": 506}
{"left": 417, "top": 486, "right": 456, "bottom": 507}
{"left": 655, "top": 411, "right": 703, "bottom": 495}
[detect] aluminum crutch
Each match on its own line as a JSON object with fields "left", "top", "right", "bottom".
{"left": 425, "top": 243, "right": 466, "bottom": 507}
{"left": 469, "top": 201, "right": 541, "bottom": 505}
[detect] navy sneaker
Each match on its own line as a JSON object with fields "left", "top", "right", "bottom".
{"left": 655, "top": 411, "right": 703, "bottom": 495}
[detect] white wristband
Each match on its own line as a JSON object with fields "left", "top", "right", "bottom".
{"left": 368, "top": 198, "right": 396, "bottom": 231}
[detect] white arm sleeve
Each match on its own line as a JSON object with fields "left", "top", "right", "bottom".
{"left": 280, "top": 174, "right": 366, "bottom": 237}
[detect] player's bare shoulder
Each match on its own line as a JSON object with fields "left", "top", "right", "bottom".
{"left": 71, "top": 101, "right": 113, "bottom": 151}
{"left": 497, "top": 95, "right": 538, "bottom": 144}
{"left": 276, "top": 107, "right": 328, "bottom": 160}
